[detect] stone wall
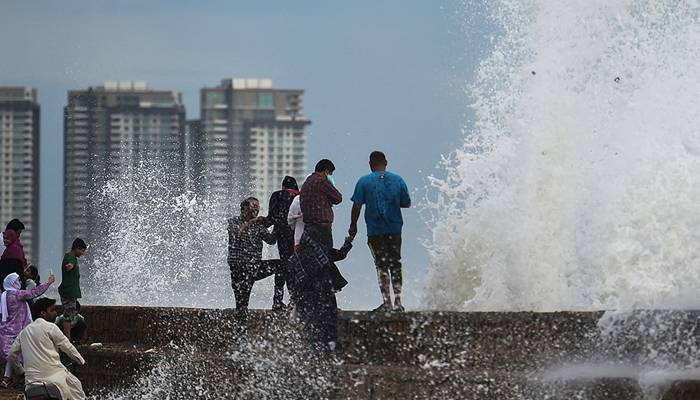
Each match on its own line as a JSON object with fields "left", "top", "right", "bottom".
{"left": 71, "top": 306, "right": 700, "bottom": 399}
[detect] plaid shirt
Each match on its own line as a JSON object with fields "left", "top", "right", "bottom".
{"left": 227, "top": 216, "right": 276, "bottom": 268}
{"left": 300, "top": 173, "right": 342, "bottom": 225}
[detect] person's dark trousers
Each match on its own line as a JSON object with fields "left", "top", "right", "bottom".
{"left": 72, "top": 320, "right": 87, "bottom": 343}
{"left": 304, "top": 223, "right": 333, "bottom": 253}
{"left": 368, "top": 234, "right": 403, "bottom": 296}
{"left": 299, "top": 223, "right": 341, "bottom": 350}
{"left": 229, "top": 259, "right": 282, "bottom": 330}
{"left": 274, "top": 226, "right": 295, "bottom": 307}
{"left": 296, "top": 287, "right": 338, "bottom": 353}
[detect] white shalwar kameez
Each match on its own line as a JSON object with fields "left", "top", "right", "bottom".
{"left": 9, "top": 318, "right": 86, "bottom": 400}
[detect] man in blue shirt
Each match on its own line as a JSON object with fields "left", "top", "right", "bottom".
{"left": 349, "top": 151, "right": 411, "bottom": 312}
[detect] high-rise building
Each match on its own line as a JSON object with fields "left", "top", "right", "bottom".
{"left": 194, "top": 79, "right": 310, "bottom": 205}
{"left": 0, "top": 87, "right": 40, "bottom": 262}
{"left": 63, "top": 81, "right": 186, "bottom": 249}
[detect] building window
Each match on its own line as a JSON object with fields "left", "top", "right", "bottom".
{"left": 257, "top": 93, "right": 274, "bottom": 109}
{"left": 205, "top": 91, "right": 225, "bottom": 106}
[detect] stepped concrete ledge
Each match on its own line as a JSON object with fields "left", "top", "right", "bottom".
{"left": 29, "top": 307, "right": 700, "bottom": 398}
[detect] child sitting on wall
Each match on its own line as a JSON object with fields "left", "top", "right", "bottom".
{"left": 55, "top": 301, "right": 87, "bottom": 344}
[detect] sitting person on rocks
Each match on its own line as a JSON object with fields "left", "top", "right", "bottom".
{"left": 55, "top": 301, "right": 87, "bottom": 345}
{"left": 0, "top": 272, "right": 54, "bottom": 388}
{"left": 10, "top": 297, "right": 86, "bottom": 399}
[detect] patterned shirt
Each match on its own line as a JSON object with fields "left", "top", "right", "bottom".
{"left": 300, "top": 173, "right": 342, "bottom": 225}
{"left": 288, "top": 231, "right": 353, "bottom": 294}
{"left": 227, "top": 216, "right": 276, "bottom": 268}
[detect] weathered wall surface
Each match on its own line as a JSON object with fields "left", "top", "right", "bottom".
{"left": 71, "top": 306, "right": 700, "bottom": 399}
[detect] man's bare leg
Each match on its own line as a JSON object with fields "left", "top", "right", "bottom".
{"left": 63, "top": 321, "right": 72, "bottom": 339}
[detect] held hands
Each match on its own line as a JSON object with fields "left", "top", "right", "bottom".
{"left": 64, "top": 263, "right": 74, "bottom": 271}
{"left": 47, "top": 274, "right": 56, "bottom": 285}
{"left": 348, "top": 224, "right": 357, "bottom": 239}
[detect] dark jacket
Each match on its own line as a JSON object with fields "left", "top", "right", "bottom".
{"left": 268, "top": 189, "right": 298, "bottom": 240}
{"left": 288, "top": 231, "right": 351, "bottom": 297}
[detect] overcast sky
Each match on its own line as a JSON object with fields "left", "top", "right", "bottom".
{"left": 0, "top": 0, "right": 493, "bottom": 309}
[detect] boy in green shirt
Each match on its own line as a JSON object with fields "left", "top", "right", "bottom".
{"left": 55, "top": 301, "right": 87, "bottom": 344}
{"left": 58, "top": 238, "right": 87, "bottom": 339}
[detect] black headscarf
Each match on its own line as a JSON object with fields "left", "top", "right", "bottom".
{"left": 282, "top": 176, "right": 298, "bottom": 190}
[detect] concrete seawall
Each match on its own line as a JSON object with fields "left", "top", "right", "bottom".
{"left": 70, "top": 306, "right": 700, "bottom": 399}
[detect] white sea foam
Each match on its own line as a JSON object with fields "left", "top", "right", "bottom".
{"left": 83, "top": 157, "right": 277, "bottom": 308}
{"left": 426, "top": 0, "right": 700, "bottom": 311}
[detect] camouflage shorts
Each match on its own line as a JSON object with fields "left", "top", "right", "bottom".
{"left": 60, "top": 297, "right": 78, "bottom": 320}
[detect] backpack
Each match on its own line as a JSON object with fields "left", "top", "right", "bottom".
{"left": 25, "top": 382, "right": 62, "bottom": 400}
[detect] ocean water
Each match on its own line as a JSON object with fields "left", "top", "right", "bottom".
{"left": 425, "top": 0, "right": 700, "bottom": 311}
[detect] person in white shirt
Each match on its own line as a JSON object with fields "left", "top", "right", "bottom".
{"left": 9, "top": 297, "right": 86, "bottom": 400}
{"left": 287, "top": 194, "right": 305, "bottom": 250}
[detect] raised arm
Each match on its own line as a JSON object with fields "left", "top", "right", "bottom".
{"left": 49, "top": 324, "right": 85, "bottom": 365}
{"left": 17, "top": 281, "right": 51, "bottom": 300}
{"left": 257, "top": 219, "right": 277, "bottom": 245}
{"left": 323, "top": 179, "right": 343, "bottom": 205}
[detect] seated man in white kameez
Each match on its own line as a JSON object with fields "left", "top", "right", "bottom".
{"left": 9, "top": 297, "right": 86, "bottom": 400}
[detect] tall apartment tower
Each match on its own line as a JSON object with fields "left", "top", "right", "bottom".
{"left": 196, "top": 79, "right": 310, "bottom": 205}
{"left": 63, "top": 81, "right": 186, "bottom": 249}
{"left": 0, "top": 87, "right": 40, "bottom": 262}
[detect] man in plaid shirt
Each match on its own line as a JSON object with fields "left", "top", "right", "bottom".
{"left": 227, "top": 197, "right": 281, "bottom": 329}
{"left": 300, "top": 159, "right": 342, "bottom": 252}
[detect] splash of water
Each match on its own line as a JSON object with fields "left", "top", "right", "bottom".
{"left": 83, "top": 156, "right": 277, "bottom": 308}
{"left": 426, "top": 0, "right": 700, "bottom": 311}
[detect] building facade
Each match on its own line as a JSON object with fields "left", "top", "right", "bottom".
{"left": 63, "top": 81, "right": 186, "bottom": 249}
{"left": 196, "top": 79, "right": 310, "bottom": 207}
{"left": 0, "top": 87, "right": 40, "bottom": 262}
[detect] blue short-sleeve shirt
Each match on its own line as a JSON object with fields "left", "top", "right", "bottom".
{"left": 351, "top": 171, "right": 410, "bottom": 236}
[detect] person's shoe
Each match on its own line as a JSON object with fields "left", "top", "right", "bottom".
{"left": 372, "top": 303, "right": 391, "bottom": 313}
{"left": 393, "top": 304, "right": 405, "bottom": 312}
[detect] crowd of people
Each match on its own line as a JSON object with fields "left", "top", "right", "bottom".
{"left": 0, "top": 149, "right": 409, "bottom": 398}
{"left": 228, "top": 150, "right": 411, "bottom": 352}
{"left": 0, "top": 219, "right": 88, "bottom": 399}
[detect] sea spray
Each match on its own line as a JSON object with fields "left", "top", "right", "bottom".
{"left": 426, "top": 0, "right": 700, "bottom": 311}
{"left": 83, "top": 154, "right": 277, "bottom": 308}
